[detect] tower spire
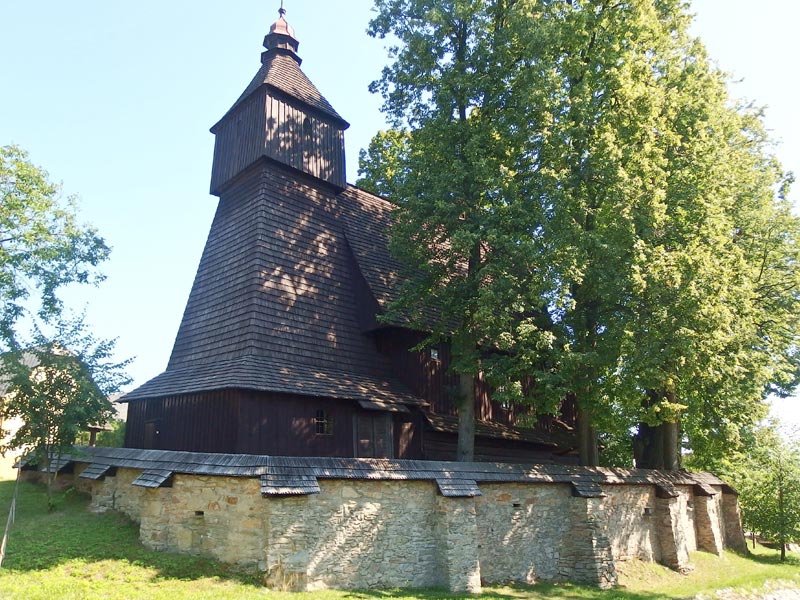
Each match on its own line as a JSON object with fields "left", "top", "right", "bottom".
{"left": 263, "top": 2, "right": 300, "bottom": 64}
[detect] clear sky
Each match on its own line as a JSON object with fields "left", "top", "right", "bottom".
{"left": 0, "top": 1, "right": 797, "bottom": 433}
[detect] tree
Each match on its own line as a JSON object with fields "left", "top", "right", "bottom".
{"left": 357, "top": 129, "right": 411, "bottom": 200}
{"left": 725, "top": 425, "right": 800, "bottom": 561}
{"left": 0, "top": 145, "right": 108, "bottom": 349}
{"left": 0, "top": 317, "right": 130, "bottom": 508}
{"left": 368, "top": 0, "right": 568, "bottom": 460}
{"left": 365, "top": 0, "right": 800, "bottom": 468}
{"left": 0, "top": 146, "right": 126, "bottom": 505}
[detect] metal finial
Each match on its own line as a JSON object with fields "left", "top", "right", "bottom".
{"left": 279, "top": 1, "right": 286, "bottom": 17}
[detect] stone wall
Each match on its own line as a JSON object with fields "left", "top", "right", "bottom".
{"left": 603, "top": 485, "right": 660, "bottom": 562}
{"left": 54, "top": 464, "right": 745, "bottom": 593}
{"left": 475, "top": 483, "right": 573, "bottom": 584}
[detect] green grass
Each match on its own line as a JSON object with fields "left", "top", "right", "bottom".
{"left": 0, "top": 477, "right": 797, "bottom": 599}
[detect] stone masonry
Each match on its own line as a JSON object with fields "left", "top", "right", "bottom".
{"left": 38, "top": 449, "right": 746, "bottom": 593}
{"left": 54, "top": 467, "right": 745, "bottom": 592}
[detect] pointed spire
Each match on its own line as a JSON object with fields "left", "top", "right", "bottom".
{"left": 263, "top": 3, "right": 301, "bottom": 64}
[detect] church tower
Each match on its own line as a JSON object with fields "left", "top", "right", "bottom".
{"left": 209, "top": 7, "right": 349, "bottom": 193}
{"left": 123, "top": 8, "right": 424, "bottom": 457}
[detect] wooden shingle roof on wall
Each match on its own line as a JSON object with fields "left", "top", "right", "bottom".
{"left": 62, "top": 446, "right": 732, "bottom": 499}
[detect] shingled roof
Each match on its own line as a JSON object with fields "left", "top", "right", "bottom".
{"left": 338, "top": 185, "right": 444, "bottom": 329}
{"left": 123, "top": 164, "right": 426, "bottom": 406}
{"left": 123, "top": 355, "right": 424, "bottom": 405}
{"left": 57, "top": 446, "right": 735, "bottom": 499}
{"left": 213, "top": 44, "right": 348, "bottom": 132}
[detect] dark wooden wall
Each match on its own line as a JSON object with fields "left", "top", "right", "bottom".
{"left": 423, "top": 431, "right": 578, "bottom": 465}
{"left": 125, "top": 391, "right": 420, "bottom": 460}
{"left": 124, "top": 391, "right": 239, "bottom": 453}
{"left": 211, "top": 89, "right": 346, "bottom": 194}
{"left": 374, "top": 328, "right": 514, "bottom": 424}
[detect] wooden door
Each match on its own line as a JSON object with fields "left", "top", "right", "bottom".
{"left": 355, "top": 414, "right": 393, "bottom": 459}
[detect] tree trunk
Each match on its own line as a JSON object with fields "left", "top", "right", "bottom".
{"left": 662, "top": 420, "right": 680, "bottom": 471}
{"left": 588, "top": 424, "right": 599, "bottom": 466}
{"left": 577, "top": 407, "right": 598, "bottom": 466}
{"left": 635, "top": 422, "right": 661, "bottom": 469}
{"left": 457, "top": 373, "right": 476, "bottom": 462}
{"left": 779, "top": 482, "right": 786, "bottom": 561}
{"left": 636, "top": 390, "right": 681, "bottom": 470}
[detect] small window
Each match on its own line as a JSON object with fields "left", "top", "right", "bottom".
{"left": 314, "top": 409, "right": 334, "bottom": 435}
{"left": 430, "top": 347, "right": 440, "bottom": 361}
{"left": 303, "top": 117, "right": 313, "bottom": 139}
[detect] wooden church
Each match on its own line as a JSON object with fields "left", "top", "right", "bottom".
{"left": 122, "top": 8, "right": 577, "bottom": 464}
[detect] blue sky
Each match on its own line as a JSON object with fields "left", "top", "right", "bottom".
{"left": 1, "top": 1, "right": 797, "bottom": 432}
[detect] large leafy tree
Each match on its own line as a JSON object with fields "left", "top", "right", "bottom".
{"left": 0, "top": 146, "right": 125, "bottom": 502}
{"left": 368, "top": 0, "right": 559, "bottom": 460}
{"left": 365, "top": 0, "right": 799, "bottom": 467}
{"left": 0, "top": 145, "right": 108, "bottom": 348}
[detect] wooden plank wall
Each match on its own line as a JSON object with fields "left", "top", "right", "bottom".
{"left": 126, "top": 391, "right": 415, "bottom": 459}
{"left": 124, "top": 392, "right": 239, "bottom": 453}
{"left": 374, "top": 329, "right": 506, "bottom": 423}
{"left": 210, "top": 90, "right": 268, "bottom": 193}
{"left": 211, "top": 90, "right": 345, "bottom": 194}
{"left": 237, "top": 392, "right": 356, "bottom": 457}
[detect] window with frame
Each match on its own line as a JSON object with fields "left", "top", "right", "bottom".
{"left": 314, "top": 409, "right": 334, "bottom": 435}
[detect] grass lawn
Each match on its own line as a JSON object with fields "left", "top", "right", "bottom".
{"left": 0, "top": 476, "right": 798, "bottom": 599}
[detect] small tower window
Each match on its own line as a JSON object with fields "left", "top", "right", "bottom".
{"left": 314, "top": 409, "right": 333, "bottom": 435}
{"left": 429, "top": 347, "right": 440, "bottom": 361}
{"left": 303, "top": 117, "right": 313, "bottom": 140}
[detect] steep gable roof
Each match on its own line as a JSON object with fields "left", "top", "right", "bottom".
{"left": 213, "top": 52, "right": 348, "bottom": 132}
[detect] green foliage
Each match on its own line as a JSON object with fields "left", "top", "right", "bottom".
{"left": 75, "top": 419, "right": 126, "bottom": 448}
{"left": 0, "top": 146, "right": 127, "bottom": 503}
{"left": 0, "top": 318, "right": 130, "bottom": 508}
{"left": 719, "top": 425, "right": 800, "bottom": 558}
{"left": 357, "top": 129, "right": 411, "bottom": 199}
{"left": 363, "top": 0, "right": 800, "bottom": 467}
{"left": 96, "top": 418, "right": 126, "bottom": 447}
{"left": 0, "top": 145, "right": 109, "bottom": 348}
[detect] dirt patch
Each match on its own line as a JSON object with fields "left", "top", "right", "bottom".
{"left": 696, "top": 581, "right": 800, "bottom": 600}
